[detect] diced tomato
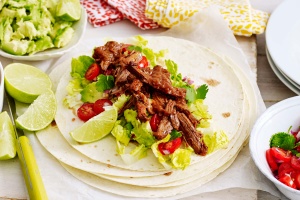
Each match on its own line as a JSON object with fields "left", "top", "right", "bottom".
{"left": 150, "top": 114, "right": 160, "bottom": 132}
{"left": 278, "top": 162, "right": 296, "bottom": 178}
{"left": 158, "top": 137, "right": 182, "bottom": 155}
{"left": 93, "top": 99, "right": 113, "bottom": 115}
{"left": 77, "top": 103, "right": 96, "bottom": 122}
{"left": 138, "top": 56, "right": 148, "bottom": 68}
{"left": 278, "top": 173, "right": 297, "bottom": 189}
{"left": 85, "top": 63, "right": 101, "bottom": 81}
{"left": 266, "top": 149, "right": 279, "bottom": 172}
{"left": 294, "top": 172, "right": 300, "bottom": 189}
{"left": 291, "top": 156, "right": 300, "bottom": 170}
{"left": 270, "top": 147, "right": 292, "bottom": 163}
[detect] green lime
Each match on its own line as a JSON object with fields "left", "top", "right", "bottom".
{"left": 4, "top": 63, "right": 52, "bottom": 103}
{"left": 70, "top": 106, "right": 117, "bottom": 143}
{"left": 16, "top": 89, "right": 57, "bottom": 131}
{"left": 56, "top": 0, "right": 81, "bottom": 21}
{"left": 0, "top": 111, "right": 17, "bottom": 160}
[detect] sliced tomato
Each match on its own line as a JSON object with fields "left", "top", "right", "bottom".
{"left": 278, "top": 162, "right": 296, "bottom": 178}
{"left": 85, "top": 63, "right": 101, "bottom": 81}
{"left": 150, "top": 114, "right": 160, "bottom": 132}
{"left": 77, "top": 103, "right": 96, "bottom": 122}
{"left": 291, "top": 156, "right": 300, "bottom": 170}
{"left": 266, "top": 149, "right": 279, "bottom": 172}
{"left": 138, "top": 56, "right": 149, "bottom": 68}
{"left": 270, "top": 147, "right": 292, "bottom": 163}
{"left": 158, "top": 137, "right": 182, "bottom": 155}
{"left": 93, "top": 99, "right": 113, "bottom": 115}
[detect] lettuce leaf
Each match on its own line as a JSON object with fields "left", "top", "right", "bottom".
{"left": 71, "top": 55, "right": 94, "bottom": 78}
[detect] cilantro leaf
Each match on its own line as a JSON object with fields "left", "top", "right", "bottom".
{"left": 170, "top": 130, "right": 182, "bottom": 141}
{"left": 196, "top": 84, "right": 209, "bottom": 100}
{"left": 270, "top": 132, "right": 296, "bottom": 150}
{"left": 95, "top": 74, "right": 114, "bottom": 92}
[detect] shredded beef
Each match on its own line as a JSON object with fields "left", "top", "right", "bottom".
{"left": 153, "top": 116, "right": 173, "bottom": 140}
{"left": 177, "top": 112, "right": 208, "bottom": 155}
{"left": 94, "top": 41, "right": 208, "bottom": 156}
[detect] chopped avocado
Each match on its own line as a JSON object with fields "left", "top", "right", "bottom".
{"left": 0, "top": 0, "right": 81, "bottom": 55}
{"left": 53, "top": 26, "right": 74, "bottom": 48}
{"left": 28, "top": 36, "right": 54, "bottom": 55}
{"left": 80, "top": 82, "right": 103, "bottom": 103}
{"left": 1, "top": 40, "right": 32, "bottom": 55}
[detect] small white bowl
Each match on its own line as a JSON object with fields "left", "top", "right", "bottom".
{"left": 0, "top": 7, "right": 87, "bottom": 61}
{"left": 250, "top": 96, "right": 300, "bottom": 200}
{"left": 0, "top": 62, "right": 4, "bottom": 111}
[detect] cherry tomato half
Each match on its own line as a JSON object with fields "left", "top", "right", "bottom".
{"left": 158, "top": 137, "right": 182, "bottom": 155}
{"left": 138, "top": 56, "right": 149, "bottom": 68}
{"left": 266, "top": 149, "right": 278, "bottom": 172}
{"left": 85, "top": 63, "right": 101, "bottom": 81}
{"left": 150, "top": 114, "right": 161, "bottom": 132}
{"left": 77, "top": 103, "right": 96, "bottom": 122}
{"left": 270, "top": 147, "right": 292, "bottom": 163}
{"left": 93, "top": 99, "right": 113, "bottom": 115}
{"left": 291, "top": 156, "right": 300, "bottom": 170}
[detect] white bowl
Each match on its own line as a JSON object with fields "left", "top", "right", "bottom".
{"left": 250, "top": 96, "right": 300, "bottom": 200}
{"left": 0, "top": 7, "right": 87, "bottom": 61}
{"left": 0, "top": 62, "right": 4, "bottom": 111}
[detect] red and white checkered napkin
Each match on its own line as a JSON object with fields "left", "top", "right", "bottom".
{"left": 81, "top": 0, "right": 124, "bottom": 27}
{"left": 81, "top": 0, "right": 159, "bottom": 30}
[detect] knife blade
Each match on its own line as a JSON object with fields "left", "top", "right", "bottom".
{"left": 4, "top": 90, "right": 48, "bottom": 200}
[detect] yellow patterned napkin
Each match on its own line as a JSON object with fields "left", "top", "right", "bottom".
{"left": 145, "top": 0, "right": 269, "bottom": 36}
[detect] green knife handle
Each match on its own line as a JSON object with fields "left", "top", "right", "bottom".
{"left": 18, "top": 136, "right": 48, "bottom": 200}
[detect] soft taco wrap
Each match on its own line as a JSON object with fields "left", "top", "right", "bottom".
{"left": 35, "top": 36, "right": 257, "bottom": 197}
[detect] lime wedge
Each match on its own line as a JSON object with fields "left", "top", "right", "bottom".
{"left": 4, "top": 63, "right": 52, "bottom": 103}
{"left": 70, "top": 106, "right": 117, "bottom": 143}
{"left": 0, "top": 111, "right": 17, "bottom": 160}
{"left": 56, "top": 0, "right": 81, "bottom": 21}
{"left": 16, "top": 89, "right": 57, "bottom": 131}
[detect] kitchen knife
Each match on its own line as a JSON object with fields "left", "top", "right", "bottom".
{"left": 4, "top": 91, "right": 48, "bottom": 200}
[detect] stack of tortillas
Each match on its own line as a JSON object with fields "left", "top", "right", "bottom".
{"left": 35, "top": 33, "right": 258, "bottom": 198}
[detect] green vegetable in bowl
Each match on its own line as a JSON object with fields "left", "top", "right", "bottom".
{"left": 0, "top": 0, "right": 81, "bottom": 56}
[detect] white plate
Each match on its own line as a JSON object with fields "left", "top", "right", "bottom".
{"left": 250, "top": 96, "right": 300, "bottom": 200}
{"left": 266, "top": 46, "right": 300, "bottom": 95}
{"left": 266, "top": 0, "right": 300, "bottom": 85}
{"left": 0, "top": 7, "right": 87, "bottom": 61}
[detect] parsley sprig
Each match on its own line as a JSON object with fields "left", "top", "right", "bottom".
{"left": 270, "top": 127, "right": 300, "bottom": 157}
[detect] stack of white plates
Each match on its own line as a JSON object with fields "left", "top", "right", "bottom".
{"left": 266, "top": 0, "right": 300, "bottom": 95}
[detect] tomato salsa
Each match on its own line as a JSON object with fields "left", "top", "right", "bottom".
{"left": 266, "top": 127, "right": 300, "bottom": 189}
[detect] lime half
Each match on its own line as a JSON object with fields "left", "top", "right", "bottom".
{"left": 56, "top": 0, "right": 81, "bottom": 21}
{"left": 16, "top": 89, "right": 57, "bottom": 131}
{"left": 70, "top": 106, "right": 117, "bottom": 143}
{"left": 4, "top": 63, "right": 52, "bottom": 103}
{"left": 0, "top": 111, "right": 17, "bottom": 160}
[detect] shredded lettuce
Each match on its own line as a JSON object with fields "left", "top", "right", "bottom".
{"left": 113, "top": 94, "right": 130, "bottom": 111}
{"left": 203, "top": 130, "right": 229, "bottom": 154}
{"left": 117, "top": 142, "right": 148, "bottom": 165}
{"left": 151, "top": 135, "right": 191, "bottom": 170}
{"left": 80, "top": 82, "right": 103, "bottom": 103}
{"left": 71, "top": 55, "right": 94, "bottom": 78}
{"left": 188, "top": 99, "right": 212, "bottom": 128}
{"left": 128, "top": 35, "right": 167, "bottom": 67}
{"left": 111, "top": 120, "right": 131, "bottom": 145}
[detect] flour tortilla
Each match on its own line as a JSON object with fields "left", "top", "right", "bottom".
{"left": 35, "top": 36, "right": 258, "bottom": 197}
{"left": 53, "top": 36, "right": 246, "bottom": 171}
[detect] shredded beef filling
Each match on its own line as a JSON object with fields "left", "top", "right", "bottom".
{"left": 92, "top": 41, "right": 208, "bottom": 156}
